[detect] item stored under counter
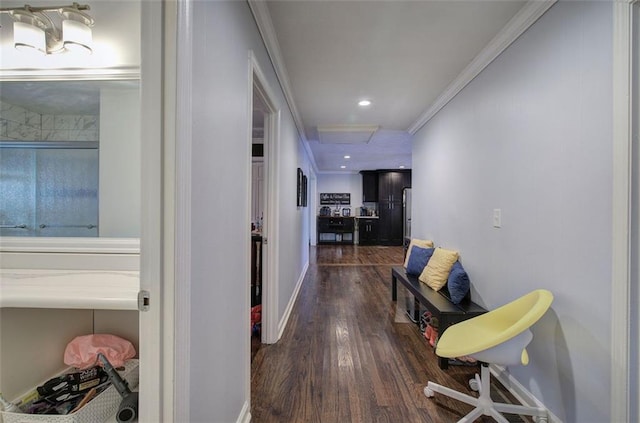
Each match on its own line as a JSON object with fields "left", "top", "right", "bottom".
{"left": 0, "top": 360, "right": 139, "bottom": 423}
{"left": 37, "top": 366, "right": 109, "bottom": 398}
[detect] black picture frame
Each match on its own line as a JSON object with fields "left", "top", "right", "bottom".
{"left": 302, "top": 175, "right": 308, "bottom": 207}
{"left": 297, "top": 168, "right": 303, "bottom": 207}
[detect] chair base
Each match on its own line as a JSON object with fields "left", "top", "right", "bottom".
{"left": 424, "top": 364, "right": 548, "bottom": 423}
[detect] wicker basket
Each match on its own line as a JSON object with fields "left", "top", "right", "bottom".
{"left": 1, "top": 360, "right": 138, "bottom": 423}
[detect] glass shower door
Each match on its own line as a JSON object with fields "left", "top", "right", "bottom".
{"left": 35, "top": 148, "right": 99, "bottom": 237}
{"left": 0, "top": 143, "right": 98, "bottom": 237}
{"left": 0, "top": 148, "right": 36, "bottom": 236}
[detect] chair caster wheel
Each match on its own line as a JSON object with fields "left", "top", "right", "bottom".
{"left": 469, "top": 379, "right": 479, "bottom": 391}
{"left": 423, "top": 386, "right": 435, "bottom": 398}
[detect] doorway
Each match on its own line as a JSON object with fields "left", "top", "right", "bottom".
{"left": 249, "top": 52, "right": 280, "bottom": 352}
{"left": 251, "top": 88, "right": 267, "bottom": 359}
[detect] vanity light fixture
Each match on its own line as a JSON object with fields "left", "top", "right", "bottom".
{"left": 10, "top": 9, "right": 47, "bottom": 54}
{"left": 358, "top": 100, "right": 371, "bottom": 107}
{"left": 1, "top": 3, "right": 94, "bottom": 55}
{"left": 60, "top": 5, "right": 94, "bottom": 53}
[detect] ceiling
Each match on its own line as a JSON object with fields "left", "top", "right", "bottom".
{"left": 0, "top": 1, "right": 535, "bottom": 174}
{"left": 257, "top": 0, "right": 529, "bottom": 173}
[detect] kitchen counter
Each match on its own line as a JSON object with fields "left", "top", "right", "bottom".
{"left": 317, "top": 215, "right": 354, "bottom": 218}
{"left": 317, "top": 215, "right": 378, "bottom": 219}
{"left": 317, "top": 216, "right": 355, "bottom": 244}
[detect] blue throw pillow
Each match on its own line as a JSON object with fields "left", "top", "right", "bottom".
{"left": 406, "top": 247, "right": 435, "bottom": 276}
{"left": 447, "top": 261, "right": 470, "bottom": 304}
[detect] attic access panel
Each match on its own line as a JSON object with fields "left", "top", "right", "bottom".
{"left": 317, "top": 125, "right": 379, "bottom": 144}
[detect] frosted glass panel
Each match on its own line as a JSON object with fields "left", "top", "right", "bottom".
{"left": 0, "top": 149, "right": 36, "bottom": 236}
{"left": 36, "top": 149, "right": 99, "bottom": 237}
{"left": 0, "top": 145, "right": 98, "bottom": 237}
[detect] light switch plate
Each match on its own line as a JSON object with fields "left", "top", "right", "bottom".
{"left": 493, "top": 209, "right": 501, "bottom": 228}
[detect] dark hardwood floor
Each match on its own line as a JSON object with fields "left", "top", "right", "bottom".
{"left": 251, "top": 245, "right": 529, "bottom": 422}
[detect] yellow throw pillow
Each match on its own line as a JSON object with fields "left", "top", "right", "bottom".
{"left": 419, "top": 247, "right": 459, "bottom": 291}
{"left": 403, "top": 238, "right": 435, "bottom": 268}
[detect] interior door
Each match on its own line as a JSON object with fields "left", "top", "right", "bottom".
{"left": 138, "top": 1, "right": 166, "bottom": 420}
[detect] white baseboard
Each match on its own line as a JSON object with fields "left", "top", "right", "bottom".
{"left": 277, "top": 261, "right": 309, "bottom": 340}
{"left": 490, "top": 365, "right": 562, "bottom": 423}
{"left": 236, "top": 400, "right": 251, "bottom": 423}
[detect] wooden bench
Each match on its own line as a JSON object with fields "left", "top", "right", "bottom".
{"left": 391, "top": 266, "right": 487, "bottom": 369}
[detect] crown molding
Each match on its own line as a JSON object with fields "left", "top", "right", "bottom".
{"left": 407, "top": 0, "right": 557, "bottom": 134}
{"left": 248, "top": 0, "right": 319, "bottom": 174}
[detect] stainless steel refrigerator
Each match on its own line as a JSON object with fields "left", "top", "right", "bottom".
{"left": 402, "top": 187, "right": 423, "bottom": 323}
{"left": 403, "top": 187, "right": 412, "bottom": 241}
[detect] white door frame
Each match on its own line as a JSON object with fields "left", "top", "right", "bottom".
{"left": 249, "top": 52, "right": 281, "bottom": 345}
{"left": 635, "top": 1, "right": 640, "bottom": 417}
{"left": 139, "top": 1, "right": 172, "bottom": 421}
{"left": 611, "top": 1, "right": 638, "bottom": 422}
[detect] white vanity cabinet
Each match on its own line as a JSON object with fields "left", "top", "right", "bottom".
{"left": 0, "top": 238, "right": 141, "bottom": 407}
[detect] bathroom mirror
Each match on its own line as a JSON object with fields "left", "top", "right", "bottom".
{"left": 0, "top": 79, "right": 141, "bottom": 239}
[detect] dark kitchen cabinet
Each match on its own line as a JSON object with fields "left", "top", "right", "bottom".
{"left": 377, "top": 201, "right": 404, "bottom": 245}
{"left": 361, "top": 171, "right": 378, "bottom": 202}
{"left": 378, "top": 171, "right": 410, "bottom": 203}
{"left": 377, "top": 170, "right": 411, "bottom": 245}
{"left": 358, "top": 218, "right": 378, "bottom": 245}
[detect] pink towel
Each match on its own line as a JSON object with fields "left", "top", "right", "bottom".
{"left": 64, "top": 334, "right": 136, "bottom": 369}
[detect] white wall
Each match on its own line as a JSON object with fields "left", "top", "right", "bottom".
{"left": 275, "top": 136, "right": 312, "bottom": 325}
{"left": 188, "top": 2, "right": 310, "bottom": 421}
{"left": 412, "top": 3, "right": 612, "bottom": 422}
{"left": 316, "top": 173, "right": 363, "bottom": 214}
{"left": 99, "top": 87, "right": 141, "bottom": 237}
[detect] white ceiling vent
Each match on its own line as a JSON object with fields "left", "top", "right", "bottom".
{"left": 317, "top": 124, "right": 379, "bottom": 144}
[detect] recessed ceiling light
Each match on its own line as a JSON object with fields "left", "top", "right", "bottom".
{"left": 399, "top": 165, "right": 405, "bottom": 169}
{"left": 358, "top": 100, "right": 371, "bottom": 107}
{"left": 344, "top": 155, "right": 351, "bottom": 159}
{"left": 340, "top": 165, "right": 346, "bottom": 169}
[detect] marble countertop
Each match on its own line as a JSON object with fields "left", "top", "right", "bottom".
{"left": 0, "top": 269, "right": 139, "bottom": 309}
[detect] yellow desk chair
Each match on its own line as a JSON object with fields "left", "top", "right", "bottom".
{"left": 424, "top": 289, "right": 553, "bottom": 423}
